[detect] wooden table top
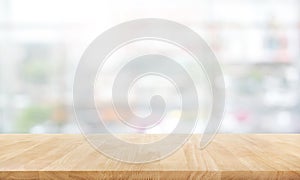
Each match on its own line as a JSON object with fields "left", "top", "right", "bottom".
{"left": 0, "top": 134, "right": 299, "bottom": 179}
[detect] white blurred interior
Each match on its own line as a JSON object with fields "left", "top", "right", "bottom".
{"left": 1, "top": 0, "right": 300, "bottom": 133}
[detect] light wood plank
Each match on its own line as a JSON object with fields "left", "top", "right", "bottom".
{"left": 0, "top": 134, "right": 299, "bottom": 179}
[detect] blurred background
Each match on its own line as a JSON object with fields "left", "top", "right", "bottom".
{"left": 1, "top": 0, "right": 300, "bottom": 133}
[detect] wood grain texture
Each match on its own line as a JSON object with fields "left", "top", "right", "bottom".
{"left": 0, "top": 134, "right": 299, "bottom": 179}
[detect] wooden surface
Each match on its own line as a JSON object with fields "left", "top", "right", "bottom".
{"left": 0, "top": 134, "right": 299, "bottom": 179}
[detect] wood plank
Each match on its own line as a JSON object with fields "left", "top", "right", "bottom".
{"left": 0, "top": 134, "right": 299, "bottom": 179}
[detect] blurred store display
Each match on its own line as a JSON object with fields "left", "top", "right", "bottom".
{"left": 0, "top": 0, "right": 300, "bottom": 133}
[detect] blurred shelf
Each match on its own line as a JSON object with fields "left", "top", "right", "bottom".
{"left": 224, "top": 61, "right": 293, "bottom": 66}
